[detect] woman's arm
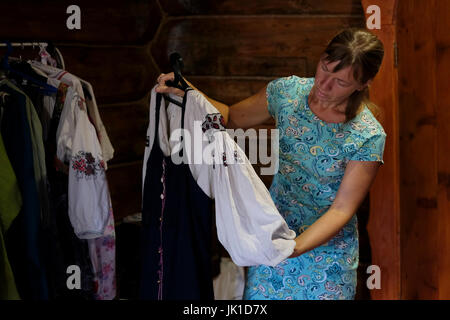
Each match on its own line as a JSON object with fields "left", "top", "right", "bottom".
{"left": 288, "top": 160, "right": 382, "bottom": 258}
{"left": 155, "top": 72, "right": 271, "bottom": 129}
{"left": 226, "top": 85, "right": 271, "bottom": 129}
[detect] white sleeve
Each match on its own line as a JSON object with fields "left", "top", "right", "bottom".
{"left": 211, "top": 131, "right": 296, "bottom": 267}
{"left": 184, "top": 90, "right": 296, "bottom": 267}
{"left": 58, "top": 89, "right": 111, "bottom": 239}
{"left": 80, "top": 79, "right": 115, "bottom": 165}
{"left": 56, "top": 87, "right": 76, "bottom": 163}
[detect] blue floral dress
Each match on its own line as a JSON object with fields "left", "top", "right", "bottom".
{"left": 243, "top": 76, "right": 386, "bottom": 300}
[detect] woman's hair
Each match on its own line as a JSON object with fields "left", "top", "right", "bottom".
{"left": 322, "top": 28, "right": 384, "bottom": 122}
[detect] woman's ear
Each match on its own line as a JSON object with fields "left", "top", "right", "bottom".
{"left": 358, "top": 79, "right": 373, "bottom": 91}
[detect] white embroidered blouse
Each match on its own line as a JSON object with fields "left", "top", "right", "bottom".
{"left": 143, "top": 86, "right": 296, "bottom": 267}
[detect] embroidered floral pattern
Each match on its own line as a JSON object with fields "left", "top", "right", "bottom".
{"left": 202, "top": 113, "right": 226, "bottom": 132}
{"left": 71, "top": 151, "right": 105, "bottom": 179}
{"left": 222, "top": 150, "right": 242, "bottom": 167}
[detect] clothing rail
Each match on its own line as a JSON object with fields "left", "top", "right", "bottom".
{"left": 0, "top": 42, "right": 48, "bottom": 48}
{"left": 0, "top": 41, "right": 65, "bottom": 69}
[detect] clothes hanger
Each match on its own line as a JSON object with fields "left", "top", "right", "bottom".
{"left": 1, "top": 41, "right": 58, "bottom": 95}
{"left": 46, "top": 42, "right": 65, "bottom": 69}
{"left": 81, "top": 81, "right": 93, "bottom": 100}
{"left": 166, "top": 52, "right": 189, "bottom": 90}
{"left": 162, "top": 52, "right": 190, "bottom": 108}
{"left": 0, "top": 91, "right": 10, "bottom": 103}
{"left": 38, "top": 42, "right": 57, "bottom": 67}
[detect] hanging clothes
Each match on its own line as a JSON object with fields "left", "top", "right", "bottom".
{"left": 141, "top": 86, "right": 296, "bottom": 300}
{"left": 42, "top": 80, "right": 95, "bottom": 300}
{"left": 40, "top": 77, "right": 61, "bottom": 143}
{"left": 213, "top": 257, "right": 245, "bottom": 300}
{"left": 29, "top": 61, "right": 111, "bottom": 240}
{"left": 1, "top": 51, "right": 116, "bottom": 300}
{"left": 31, "top": 61, "right": 116, "bottom": 300}
{"left": 141, "top": 88, "right": 215, "bottom": 300}
{"left": 0, "top": 131, "right": 22, "bottom": 300}
{"left": 0, "top": 80, "right": 48, "bottom": 300}
{"left": 33, "top": 67, "right": 115, "bottom": 167}
{"left": 41, "top": 75, "right": 115, "bottom": 299}
{"left": 87, "top": 203, "right": 117, "bottom": 300}
{"left": 0, "top": 79, "right": 50, "bottom": 232}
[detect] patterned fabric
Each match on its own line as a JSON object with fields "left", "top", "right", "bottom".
{"left": 71, "top": 151, "right": 106, "bottom": 179}
{"left": 243, "top": 76, "right": 386, "bottom": 300}
{"left": 88, "top": 205, "right": 116, "bottom": 300}
{"left": 201, "top": 113, "right": 226, "bottom": 132}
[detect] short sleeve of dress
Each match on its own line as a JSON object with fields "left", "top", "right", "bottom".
{"left": 267, "top": 76, "right": 306, "bottom": 120}
{"left": 349, "top": 133, "right": 386, "bottom": 164}
{"left": 266, "top": 76, "right": 293, "bottom": 119}
{"left": 266, "top": 78, "right": 279, "bottom": 118}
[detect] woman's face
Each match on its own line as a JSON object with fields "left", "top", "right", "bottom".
{"left": 312, "top": 56, "right": 370, "bottom": 104}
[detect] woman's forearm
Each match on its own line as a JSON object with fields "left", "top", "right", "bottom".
{"left": 289, "top": 207, "right": 355, "bottom": 258}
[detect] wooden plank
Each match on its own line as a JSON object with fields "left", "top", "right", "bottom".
{"left": 361, "top": 0, "right": 400, "bottom": 300}
{"left": 0, "top": 0, "right": 161, "bottom": 45}
{"left": 161, "top": 0, "right": 363, "bottom": 15}
{"left": 187, "top": 77, "right": 271, "bottom": 106}
{"left": 107, "top": 162, "right": 143, "bottom": 222}
{"left": 436, "top": 0, "right": 450, "bottom": 300}
{"left": 56, "top": 45, "right": 159, "bottom": 104}
{"left": 101, "top": 97, "right": 149, "bottom": 165}
{"left": 396, "top": 0, "right": 439, "bottom": 299}
{"left": 210, "top": 56, "right": 307, "bottom": 78}
{"left": 152, "top": 16, "right": 364, "bottom": 77}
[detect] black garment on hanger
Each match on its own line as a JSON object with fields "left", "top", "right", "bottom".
{"left": 140, "top": 89, "right": 215, "bottom": 300}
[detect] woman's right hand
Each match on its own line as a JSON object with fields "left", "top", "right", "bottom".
{"left": 155, "top": 72, "right": 185, "bottom": 97}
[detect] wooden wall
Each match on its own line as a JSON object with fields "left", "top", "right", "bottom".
{"left": 363, "top": 0, "right": 450, "bottom": 299}
{"left": 396, "top": 0, "right": 450, "bottom": 299}
{"left": 361, "top": 0, "right": 401, "bottom": 300}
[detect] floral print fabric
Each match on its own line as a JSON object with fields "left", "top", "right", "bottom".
{"left": 243, "top": 76, "right": 386, "bottom": 300}
{"left": 87, "top": 205, "right": 116, "bottom": 300}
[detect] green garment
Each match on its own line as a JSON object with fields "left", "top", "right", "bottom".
{"left": 0, "top": 79, "right": 49, "bottom": 225}
{"left": 0, "top": 132, "right": 22, "bottom": 299}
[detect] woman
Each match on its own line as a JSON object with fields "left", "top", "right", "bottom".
{"left": 155, "top": 28, "right": 386, "bottom": 300}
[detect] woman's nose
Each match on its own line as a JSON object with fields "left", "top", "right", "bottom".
{"left": 319, "top": 77, "right": 331, "bottom": 91}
